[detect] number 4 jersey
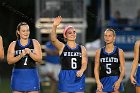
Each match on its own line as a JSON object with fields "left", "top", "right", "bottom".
{"left": 60, "top": 44, "right": 82, "bottom": 70}
{"left": 99, "top": 46, "right": 120, "bottom": 79}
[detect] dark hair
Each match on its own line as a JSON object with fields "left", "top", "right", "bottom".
{"left": 16, "top": 22, "right": 28, "bottom": 40}
{"left": 105, "top": 28, "right": 116, "bottom": 37}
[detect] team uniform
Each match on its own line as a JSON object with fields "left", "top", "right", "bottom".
{"left": 58, "top": 44, "right": 85, "bottom": 92}
{"left": 135, "top": 47, "right": 140, "bottom": 86}
{"left": 99, "top": 46, "right": 124, "bottom": 92}
{"left": 136, "top": 66, "right": 140, "bottom": 86}
{"left": 40, "top": 41, "right": 60, "bottom": 80}
{"left": 11, "top": 39, "right": 40, "bottom": 91}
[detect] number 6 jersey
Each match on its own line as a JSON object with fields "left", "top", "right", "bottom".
{"left": 58, "top": 44, "right": 85, "bottom": 92}
{"left": 99, "top": 46, "right": 120, "bottom": 79}
{"left": 60, "top": 44, "right": 82, "bottom": 70}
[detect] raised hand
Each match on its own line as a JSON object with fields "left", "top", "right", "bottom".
{"left": 53, "top": 16, "right": 62, "bottom": 26}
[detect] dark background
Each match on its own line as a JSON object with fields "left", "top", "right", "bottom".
{"left": 0, "top": 1, "right": 98, "bottom": 93}
{"left": 0, "top": 0, "right": 35, "bottom": 52}
{"left": 0, "top": 0, "right": 98, "bottom": 78}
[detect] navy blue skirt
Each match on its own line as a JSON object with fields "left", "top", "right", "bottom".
{"left": 99, "top": 76, "right": 124, "bottom": 92}
{"left": 136, "top": 66, "right": 140, "bottom": 86}
{"left": 58, "top": 70, "right": 85, "bottom": 92}
{"left": 11, "top": 68, "right": 40, "bottom": 91}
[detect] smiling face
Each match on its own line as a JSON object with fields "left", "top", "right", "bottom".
{"left": 104, "top": 29, "right": 116, "bottom": 44}
{"left": 65, "top": 27, "right": 76, "bottom": 41}
{"left": 17, "top": 24, "right": 30, "bottom": 39}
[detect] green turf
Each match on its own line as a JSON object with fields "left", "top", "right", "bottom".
{"left": 0, "top": 78, "right": 128, "bottom": 93}
{"left": 0, "top": 78, "right": 11, "bottom": 93}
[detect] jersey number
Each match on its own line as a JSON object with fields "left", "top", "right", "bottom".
{"left": 24, "top": 56, "right": 28, "bottom": 65}
{"left": 106, "top": 63, "right": 111, "bottom": 74}
{"left": 71, "top": 58, "right": 77, "bottom": 69}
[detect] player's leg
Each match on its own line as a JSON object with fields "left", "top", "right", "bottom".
{"left": 13, "top": 91, "right": 23, "bottom": 93}
{"left": 28, "top": 91, "right": 39, "bottom": 93}
{"left": 96, "top": 92, "right": 107, "bottom": 93}
{"left": 46, "top": 63, "right": 56, "bottom": 80}
{"left": 48, "top": 63, "right": 59, "bottom": 93}
{"left": 50, "top": 64, "right": 60, "bottom": 93}
{"left": 136, "top": 86, "right": 140, "bottom": 93}
{"left": 50, "top": 79, "right": 57, "bottom": 93}
{"left": 40, "top": 62, "right": 56, "bottom": 93}
{"left": 111, "top": 91, "right": 120, "bottom": 93}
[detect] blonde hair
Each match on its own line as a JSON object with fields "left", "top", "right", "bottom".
{"left": 105, "top": 28, "right": 116, "bottom": 37}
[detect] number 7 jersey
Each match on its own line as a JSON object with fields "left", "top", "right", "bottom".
{"left": 60, "top": 44, "right": 82, "bottom": 70}
{"left": 14, "top": 39, "right": 36, "bottom": 69}
{"left": 99, "top": 46, "right": 120, "bottom": 79}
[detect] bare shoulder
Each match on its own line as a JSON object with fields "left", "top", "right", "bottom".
{"left": 95, "top": 48, "right": 101, "bottom": 54}
{"left": 135, "top": 40, "right": 140, "bottom": 46}
{"left": 8, "top": 41, "right": 16, "bottom": 48}
{"left": 32, "top": 39, "right": 40, "bottom": 45}
{"left": 0, "top": 36, "right": 2, "bottom": 42}
{"left": 0, "top": 35, "right": 3, "bottom": 41}
{"left": 118, "top": 48, "right": 124, "bottom": 53}
{"left": 81, "top": 45, "right": 86, "bottom": 51}
{"left": 11, "top": 41, "right": 16, "bottom": 45}
{"left": 95, "top": 48, "right": 101, "bottom": 62}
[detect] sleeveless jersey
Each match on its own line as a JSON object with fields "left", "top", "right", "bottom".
{"left": 14, "top": 39, "right": 36, "bottom": 69}
{"left": 139, "top": 46, "right": 140, "bottom": 63}
{"left": 60, "top": 44, "right": 82, "bottom": 70}
{"left": 99, "top": 46, "right": 120, "bottom": 78}
{"left": 136, "top": 46, "right": 140, "bottom": 86}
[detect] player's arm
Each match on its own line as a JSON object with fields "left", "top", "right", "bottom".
{"left": 130, "top": 40, "right": 140, "bottom": 84}
{"left": 94, "top": 49, "right": 101, "bottom": 84}
{"left": 81, "top": 46, "right": 88, "bottom": 72}
{"left": 51, "top": 16, "right": 65, "bottom": 52}
{"left": 94, "top": 49, "right": 103, "bottom": 92}
{"left": 0, "top": 36, "right": 4, "bottom": 61}
{"left": 114, "top": 48, "right": 125, "bottom": 91}
{"left": 76, "top": 46, "right": 87, "bottom": 77}
{"left": 28, "top": 39, "right": 42, "bottom": 63}
{"left": 7, "top": 41, "right": 25, "bottom": 64}
{"left": 118, "top": 48, "right": 125, "bottom": 82}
